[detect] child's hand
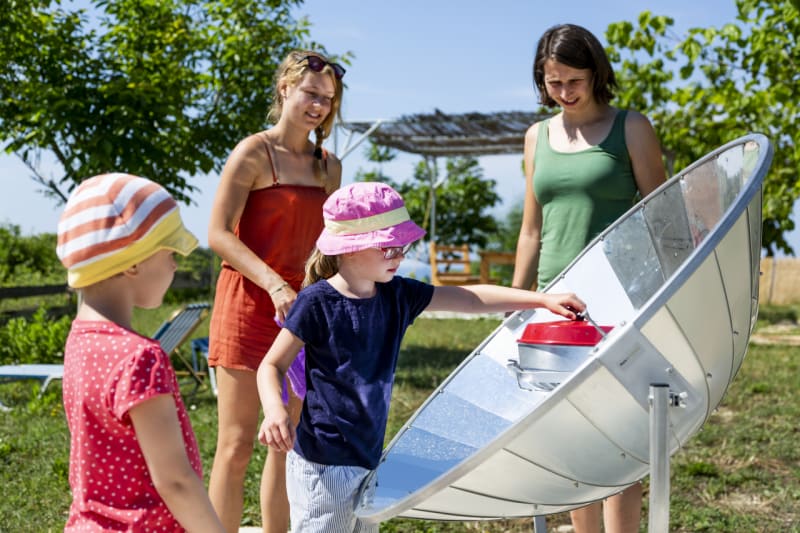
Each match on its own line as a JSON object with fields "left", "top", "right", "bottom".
{"left": 258, "top": 405, "right": 296, "bottom": 452}
{"left": 542, "top": 293, "right": 585, "bottom": 320}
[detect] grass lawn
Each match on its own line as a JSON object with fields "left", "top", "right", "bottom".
{"left": 0, "top": 309, "right": 798, "bottom": 531}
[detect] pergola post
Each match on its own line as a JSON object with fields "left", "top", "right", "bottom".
{"left": 426, "top": 155, "right": 439, "bottom": 243}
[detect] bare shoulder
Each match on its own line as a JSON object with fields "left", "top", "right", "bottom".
{"left": 324, "top": 151, "right": 343, "bottom": 192}
{"left": 223, "top": 132, "right": 270, "bottom": 171}
{"left": 524, "top": 120, "right": 548, "bottom": 166}
{"left": 623, "top": 110, "right": 659, "bottom": 149}
{"left": 525, "top": 120, "right": 544, "bottom": 146}
{"left": 326, "top": 150, "right": 342, "bottom": 170}
{"left": 522, "top": 121, "right": 541, "bottom": 166}
{"left": 235, "top": 131, "right": 270, "bottom": 157}
{"left": 220, "top": 132, "right": 270, "bottom": 188}
{"left": 624, "top": 110, "right": 656, "bottom": 133}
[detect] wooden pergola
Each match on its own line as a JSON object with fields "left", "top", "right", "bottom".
{"left": 335, "top": 108, "right": 550, "bottom": 239}
{"left": 336, "top": 108, "right": 549, "bottom": 159}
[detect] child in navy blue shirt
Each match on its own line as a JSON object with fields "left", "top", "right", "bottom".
{"left": 256, "top": 182, "right": 584, "bottom": 532}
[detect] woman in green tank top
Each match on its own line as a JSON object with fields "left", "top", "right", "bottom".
{"left": 511, "top": 24, "right": 666, "bottom": 533}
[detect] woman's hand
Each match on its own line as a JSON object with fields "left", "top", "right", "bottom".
{"left": 270, "top": 283, "right": 297, "bottom": 324}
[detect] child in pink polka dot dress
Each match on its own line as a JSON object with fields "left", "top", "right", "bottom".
{"left": 56, "top": 173, "right": 224, "bottom": 532}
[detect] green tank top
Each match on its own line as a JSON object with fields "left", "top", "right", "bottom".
{"left": 533, "top": 110, "right": 637, "bottom": 289}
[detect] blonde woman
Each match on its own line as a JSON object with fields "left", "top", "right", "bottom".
{"left": 207, "top": 50, "right": 344, "bottom": 532}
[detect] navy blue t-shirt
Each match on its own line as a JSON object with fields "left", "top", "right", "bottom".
{"left": 283, "top": 276, "right": 434, "bottom": 469}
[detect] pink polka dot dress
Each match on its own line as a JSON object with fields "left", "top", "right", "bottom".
{"left": 62, "top": 321, "right": 202, "bottom": 531}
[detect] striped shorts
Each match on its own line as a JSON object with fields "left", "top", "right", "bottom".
{"left": 286, "top": 450, "right": 379, "bottom": 533}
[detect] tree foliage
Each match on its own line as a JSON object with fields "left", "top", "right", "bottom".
{"left": 0, "top": 0, "right": 325, "bottom": 204}
{"left": 406, "top": 158, "right": 501, "bottom": 248}
{"left": 354, "top": 143, "right": 501, "bottom": 248}
{"left": 605, "top": 0, "right": 800, "bottom": 255}
{"left": 488, "top": 201, "right": 524, "bottom": 253}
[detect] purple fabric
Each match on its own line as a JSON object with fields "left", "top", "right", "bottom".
{"left": 281, "top": 347, "right": 307, "bottom": 403}
{"left": 275, "top": 317, "right": 307, "bottom": 404}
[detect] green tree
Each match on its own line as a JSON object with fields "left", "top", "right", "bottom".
{"left": 355, "top": 143, "right": 501, "bottom": 248}
{"left": 488, "top": 201, "right": 524, "bottom": 252}
{"left": 353, "top": 142, "right": 398, "bottom": 184}
{"left": 605, "top": 0, "right": 799, "bottom": 255}
{"left": 0, "top": 0, "right": 331, "bottom": 205}
{"left": 397, "top": 158, "right": 501, "bottom": 248}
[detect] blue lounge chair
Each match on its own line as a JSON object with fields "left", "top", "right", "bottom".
{"left": 151, "top": 302, "right": 211, "bottom": 393}
{"left": 0, "top": 363, "right": 65, "bottom": 391}
{"left": 190, "top": 337, "right": 217, "bottom": 397}
{"left": 0, "top": 364, "right": 64, "bottom": 410}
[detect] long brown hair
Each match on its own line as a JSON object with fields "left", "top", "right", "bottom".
{"left": 267, "top": 50, "right": 344, "bottom": 182}
{"left": 303, "top": 248, "right": 340, "bottom": 288}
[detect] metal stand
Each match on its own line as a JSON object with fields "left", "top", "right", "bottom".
{"left": 530, "top": 384, "right": 682, "bottom": 533}
{"left": 648, "top": 384, "right": 670, "bottom": 533}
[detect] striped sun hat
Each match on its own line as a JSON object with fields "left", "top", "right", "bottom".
{"left": 57, "top": 173, "right": 198, "bottom": 288}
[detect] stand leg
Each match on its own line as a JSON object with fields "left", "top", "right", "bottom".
{"left": 532, "top": 515, "right": 547, "bottom": 533}
{"left": 648, "top": 384, "right": 670, "bottom": 533}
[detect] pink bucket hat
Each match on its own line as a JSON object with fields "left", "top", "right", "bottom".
{"left": 316, "top": 182, "right": 426, "bottom": 255}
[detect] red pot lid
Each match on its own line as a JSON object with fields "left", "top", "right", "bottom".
{"left": 517, "top": 320, "right": 613, "bottom": 346}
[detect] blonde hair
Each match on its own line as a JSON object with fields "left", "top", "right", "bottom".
{"left": 303, "top": 248, "right": 340, "bottom": 288}
{"left": 267, "top": 50, "right": 344, "bottom": 182}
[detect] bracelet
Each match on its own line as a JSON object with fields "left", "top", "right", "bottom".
{"left": 269, "top": 282, "right": 289, "bottom": 296}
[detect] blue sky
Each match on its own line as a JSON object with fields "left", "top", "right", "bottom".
{"left": 6, "top": 0, "right": 788, "bottom": 251}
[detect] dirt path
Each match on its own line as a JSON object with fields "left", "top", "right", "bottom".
{"left": 749, "top": 334, "right": 800, "bottom": 346}
{"left": 750, "top": 323, "right": 800, "bottom": 345}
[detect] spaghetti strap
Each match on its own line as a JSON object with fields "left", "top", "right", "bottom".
{"left": 259, "top": 134, "right": 280, "bottom": 185}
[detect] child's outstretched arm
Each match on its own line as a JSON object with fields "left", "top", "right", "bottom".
{"left": 426, "top": 284, "right": 585, "bottom": 319}
{"left": 130, "top": 395, "right": 225, "bottom": 532}
{"left": 256, "top": 328, "right": 305, "bottom": 452}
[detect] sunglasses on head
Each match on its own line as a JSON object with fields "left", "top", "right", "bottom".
{"left": 300, "top": 55, "right": 346, "bottom": 79}
{"left": 380, "top": 242, "right": 414, "bottom": 260}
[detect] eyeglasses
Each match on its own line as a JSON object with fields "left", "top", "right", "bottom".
{"left": 380, "top": 243, "right": 414, "bottom": 260}
{"left": 300, "top": 55, "right": 346, "bottom": 79}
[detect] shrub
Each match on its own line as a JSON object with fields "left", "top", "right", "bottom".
{"left": 165, "top": 247, "right": 218, "bottom": 304}
{"left": 0, "top": 224, "right": 64, "bottom": 285}
{"left": 0, "top": 308, "right": 71, "bottom": 365}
